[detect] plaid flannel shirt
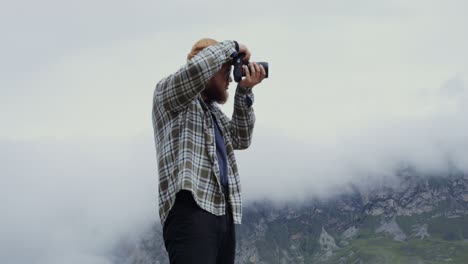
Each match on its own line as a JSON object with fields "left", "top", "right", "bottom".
{"left": 152, "top": 40, "right": 255, "bottom": 226}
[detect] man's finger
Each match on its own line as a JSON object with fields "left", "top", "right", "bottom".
{"left": 250, "top": 63, "right": 256, "bottom": 76}
{"left": 254, "top": 63, "right": 261, "bottom": 78}
{"left": 244, "top": 52, "right": 251, "bottom": 63}
{"left": 243, "top": 65, "right": 251, "bottom": 82}
{"left": 261, "top": 65, "right": 266, "bottom": 77}
{"left": 243, "top": 65, "right": 250, "bottom": 76}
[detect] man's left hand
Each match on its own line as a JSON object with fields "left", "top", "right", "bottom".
{"left": 238, "top": 62, "right": 266, "bottom": 89}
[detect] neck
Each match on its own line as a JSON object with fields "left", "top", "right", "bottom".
{"left": 201, "top": 92, "right": 210, "bottom": 103}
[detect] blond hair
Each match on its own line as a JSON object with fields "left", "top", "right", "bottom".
{"left": 187, "top": 38, "right": 219, "bottom": 61}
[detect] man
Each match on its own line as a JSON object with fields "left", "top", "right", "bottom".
{"left": 152, "top": 38, "right": 266, "bottom": 264}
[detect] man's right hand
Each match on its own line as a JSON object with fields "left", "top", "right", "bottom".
{"left": 238, "top": 43, "right": 251, "bottom": 63}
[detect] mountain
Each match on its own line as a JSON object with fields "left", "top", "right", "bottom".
{"left": 113, "top": 171, "right": 468, "bottom": 264}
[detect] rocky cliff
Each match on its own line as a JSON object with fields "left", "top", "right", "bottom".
{"left": 115, "top": 171, "right": 468, "bottom": 264}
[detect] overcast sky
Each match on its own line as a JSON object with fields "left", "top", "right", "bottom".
{"left": 1, "top": 0, "right": 468, "bottom": 263}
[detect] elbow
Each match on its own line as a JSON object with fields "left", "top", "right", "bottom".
{"left": 230, "top": 122, "right": 255, "bottom": 150}
{"left": 236, "top": 143, "right": 250, "bottom": 150}
{"left": 233, "top": 136, "right": 253, "bottom": 150}
{"left": 154, "top": 82, "right": 178, "bottom": 113}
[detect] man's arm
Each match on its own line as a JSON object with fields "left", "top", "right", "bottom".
{"left": 230, "top": 85, "right": 255, "bottom": 150}
{"left": 154, "top": 40, "right": 237, "bottom": 113}
{"left": 229, "top": 60, "right": 267, "bottom": 149}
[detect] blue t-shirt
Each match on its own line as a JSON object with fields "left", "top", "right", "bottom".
{"left": 211, "top": 113, "right": 229, "bottom": 191}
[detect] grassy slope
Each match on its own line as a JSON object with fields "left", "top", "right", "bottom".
{"left": 250, "top": 214, "right": 468, "bottom": 263}
{"left": 327, "top": 237, "right": 468, "bottom": 264}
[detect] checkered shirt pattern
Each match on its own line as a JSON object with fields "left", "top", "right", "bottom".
{"left": 152, "top": 40, "right": 255, "bottom": 226}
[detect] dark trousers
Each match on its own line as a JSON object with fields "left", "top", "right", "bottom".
{"left": 163, "top": 188, "right": 235, "bottom": 264}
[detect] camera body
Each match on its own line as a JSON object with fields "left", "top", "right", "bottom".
{"left": 231, "top": 52, "right": 269, "bottom": 82}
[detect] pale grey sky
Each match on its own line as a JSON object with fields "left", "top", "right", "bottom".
{"left": 1, "top": 0, "right": 468, "bottom": 263}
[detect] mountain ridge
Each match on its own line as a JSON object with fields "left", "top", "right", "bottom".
{"left": 115, "top": 171, "right": 468, "bottom": 264}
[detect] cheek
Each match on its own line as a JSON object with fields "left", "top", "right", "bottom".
{"left": 216, "top": 76, "right": 226, "bottom": 86}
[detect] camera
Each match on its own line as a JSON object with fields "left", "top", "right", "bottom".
{"left": 231, "top": 52, "right": 269, "bottom": 82}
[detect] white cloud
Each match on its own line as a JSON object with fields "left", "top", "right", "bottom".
{"left": 2, "top": 0, "right": 468, "bottom": 262}
{"left": 0, "top": 136, "right": 157, "bottom": 263}
{"left": 2, "top": 88, "right": 468, "bottom": 260}
{"left": 3, "top": 1, "right": 468, "bottom": 141}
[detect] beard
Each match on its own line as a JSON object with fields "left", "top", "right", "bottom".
{"left": 202, "top": 81, "right": 229, "bottom": 104}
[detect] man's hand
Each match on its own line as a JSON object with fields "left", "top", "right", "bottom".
{"left": 238, "top": 43, "right": 251, "bottom": 63}
{"left": 238, "top": 62, "right": 267, "bottom": 89}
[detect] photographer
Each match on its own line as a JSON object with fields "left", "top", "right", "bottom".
{"left": 152, "top": 38, "right": 267, "bottom": 263}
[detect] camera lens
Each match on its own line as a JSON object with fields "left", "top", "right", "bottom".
{"left": 241, "top": 62, "right": 269, "bottom": 78}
